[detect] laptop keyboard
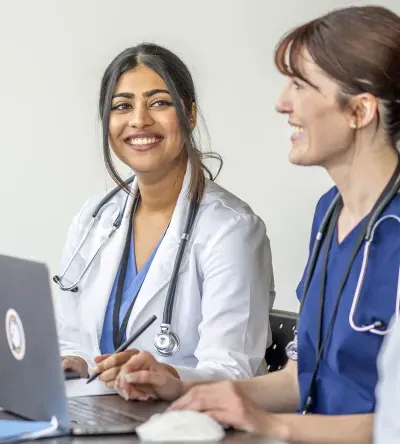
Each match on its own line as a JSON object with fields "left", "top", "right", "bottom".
{"left": 68, "top": 398, "right": 146, "bottom": 426}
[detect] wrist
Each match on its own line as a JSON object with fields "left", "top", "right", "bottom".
{"left": 180, "top": 379, "right": 193, "bottom": 396}
{"left": 261, "top": 413, "right": 291, "bottom": 441}
{"left": 162, "top": 363, "right": 180, "bottom": 379}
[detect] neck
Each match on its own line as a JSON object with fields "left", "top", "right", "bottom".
{"left": 136, "top": 157, "right": 187, "bottom": 214}
{"left": 326, "top": 144, "right": 399, "bottom": 221}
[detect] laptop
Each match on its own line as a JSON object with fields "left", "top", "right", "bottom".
{"left": 0, "top": 254, "right": 146, "bottom": 436}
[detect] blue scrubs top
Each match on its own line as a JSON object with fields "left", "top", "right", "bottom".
{"left": 297, "top": 186, "right": 400, "bottom": 415}
{"left": 100, "top": 229, "right": 162, "bottom": 355}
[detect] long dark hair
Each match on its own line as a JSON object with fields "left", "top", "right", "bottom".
{"left": 274, "top": 6, "right": 400, "bottom": 149}
{"left": 99, "top": 43, "right": 222, "bottom": 201}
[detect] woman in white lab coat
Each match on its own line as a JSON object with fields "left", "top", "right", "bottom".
{"left": 58, "top": 43, "right": 275, "bottom": 384}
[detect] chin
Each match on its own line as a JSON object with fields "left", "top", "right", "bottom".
{"left": 289, "top": 144, "right": 320, "bottom": 167}
{"left": 117, "top": 150, "right": 161, "bottom": 171}
{"left": 289, "top": 149, "right": 307, "bottom": 166}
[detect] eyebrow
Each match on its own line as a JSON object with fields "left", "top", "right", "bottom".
{"left": 112, "top": 89, "right": 171, "bottom": 100}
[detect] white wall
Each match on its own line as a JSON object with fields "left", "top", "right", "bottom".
{"left": 0, "top": 0, "right": 398, "bottom": 311}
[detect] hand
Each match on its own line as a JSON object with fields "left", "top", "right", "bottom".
{"left": 169, "top": 381, "right": 275, "bottom": 435}
{"left": 115, "top": 351, "right": 183, "bottom": 402}
{"left": 62, "top": 356, "right": 88, "bottom": 378}
{"left": 91, "top": 350, "right": 140, "bottom": 389}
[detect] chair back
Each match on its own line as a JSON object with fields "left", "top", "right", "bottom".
{"left": 265, "top": 309, "right": 298, "bottom": 372}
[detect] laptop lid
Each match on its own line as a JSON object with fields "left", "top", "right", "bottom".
{"left": 0, "top": 254, "right": 69, "bottom": 429}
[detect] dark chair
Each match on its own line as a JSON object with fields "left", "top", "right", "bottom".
{"left": 265, "top": 309, "right": 298, "bottom": 372}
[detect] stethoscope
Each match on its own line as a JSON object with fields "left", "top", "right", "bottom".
{"left": 285, "top": 158, "right": 400, "bottom": 414}
{"left": 53, "top": 177, "right": 200, "bottom": 357}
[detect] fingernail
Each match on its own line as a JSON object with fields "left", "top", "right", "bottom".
{"left": 91, "top": 366, "right": 99, "bottom": 373}
{"left": 125, "top": 374, "right": 136, "bottom": 383}
{"left": 121, "top": 389, "right": 129, "bottom": 401}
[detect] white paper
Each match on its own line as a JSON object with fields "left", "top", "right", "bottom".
{"left": 65, "top": 378, "right": 117, "bottom": 398}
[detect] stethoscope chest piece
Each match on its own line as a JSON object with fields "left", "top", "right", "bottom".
{"left": 153, "top": 324, "right": 179, "bottom": 357}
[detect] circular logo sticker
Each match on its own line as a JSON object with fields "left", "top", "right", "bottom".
{"left": 5, "top": 309, "right": 26, "bottom": 360}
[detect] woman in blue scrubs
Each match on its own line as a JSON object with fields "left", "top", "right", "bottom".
{"left": 113, "top": 5, "right": 400, "bottom": 443}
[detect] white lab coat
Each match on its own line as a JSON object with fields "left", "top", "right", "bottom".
{"left": 374, "top": 316, "right": 400, "bottom": 443}
{"left": 56, "top": 165, "right": 275, "bottom": 380}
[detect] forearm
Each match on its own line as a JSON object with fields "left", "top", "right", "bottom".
{"left": 238, "top": 361, "right": 299, "bottom": 413}
{"left": 267, "top": 412, "right": 373, "bottom": 444}
{"left": 180, "top": 362, "right": 299, "bottom": 413}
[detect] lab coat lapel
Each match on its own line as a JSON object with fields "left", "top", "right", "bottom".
{"left": 127, "top": 165, "right": 193, "bottom": 329}
{"left": 82, "top": 180, "right": 139, "bottom": 352}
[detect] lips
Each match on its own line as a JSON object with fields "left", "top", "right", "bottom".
{"left": 123, "top": 132, "right": 164, "bottom": 152}
{"left": 126, "top": 136, "right": 163, "bottom": 147}
{"left": 289, "top": 124, "right": 304, "bottom": 141}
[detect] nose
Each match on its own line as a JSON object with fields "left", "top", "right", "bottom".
{"left": 128, "top": 103, "right": 154, "bottom": 129}
{"left": 275, "top": 81, "right": 293, "bottom": 114}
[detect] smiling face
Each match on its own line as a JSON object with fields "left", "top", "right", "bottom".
{"left": 275, "top": 51, "right": 356, "bottom": 168}
{"left": 108, "top": 65, "right": 187, "bottom": 175}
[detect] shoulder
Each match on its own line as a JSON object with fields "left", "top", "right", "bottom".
{"left": 190, "top": 179, "right": 268, "bottom": 255}
{"left": 314, "top": 186, "right": 338, "bottom": 217}
{"left": 308, "top": 185, "right": 339, "bottom": 231}
{"left": 382, "top": 191, "right": 400, "bottom": 216}
{"left": 199, "top": 179, "right": 266, "bottom": 233}
{"left": 372, "top": 192, "right": 400, "bottom": 253}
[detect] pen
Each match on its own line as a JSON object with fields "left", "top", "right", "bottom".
{"left": 86, "top": 314, "right": 157, "bottom": 384}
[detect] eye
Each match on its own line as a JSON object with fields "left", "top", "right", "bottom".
{"left": 111, "top": 102, "right": 132, "bottom": 111}
{"left": 292, "top": 79, "right": 304, "bottom": 90}
{"left": 151, "top": 99, "right": 173, "bottom": 108}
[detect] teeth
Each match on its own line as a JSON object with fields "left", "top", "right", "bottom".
{"left": 291, "top": 125, "right": 304, "bottom": 134}
{"left": 127, "top": 137, "right": 160, "bottom": 146}
{"left": 290, "top": 125, "right": 304, "bottom": 138}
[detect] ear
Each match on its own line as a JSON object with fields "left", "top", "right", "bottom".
{"left": 190, "top": 101, "right": 197, "bottom": 130}
{"left": 347, "top": 93, "right": 378, "bottom": 130}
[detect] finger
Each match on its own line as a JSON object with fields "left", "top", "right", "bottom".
{"left": 98, "top": 366, "right": 122, "bottom": 383}
{"left": 169, "top": 392, "right": 205, "bottom": 412}
{"left": 124, "top": 370, "right": 166, "bottom": 387}
{"left": 117, "top": 378, "right": 150, "bottom": 400}
{"left": 169, "top": 385, "right": 220, "bottom": 412}
{"left": 105, "top": 380, "right": 115, "bottom": 389}
{"left": 92, "top": 350, "right": 138, "bottom": 373}
{"left": 117, "top": 369, "right": 155, "bottom": 397}
{"left": 122, "top": 351, "right": 155, "bottom": 373}
{"left": 204, "top": 410, "right": 236, "bottom": 430}
{"left": 62, "top": 359, "right": 78, "bottom": 372}
{"left": 127, "top": 385, "right": 153, "bottom": 400}
{"left": 61, "top": 359, "right": 72, "bottom": 370}
{"left": 136, "top": 393, "right": 153, "bottom": 402}
{"left": 94, "top": 354, "right": 110, "bottom": 364}
{"left": 207, "top": 409, "right": 258, "bottom": 434}
{"left": 121, "top": 371, "right": 163, "bottom": 399}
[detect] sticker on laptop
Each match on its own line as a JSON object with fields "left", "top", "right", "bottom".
{"left": 5, "top": 308, "right": 26, "bottom": 360}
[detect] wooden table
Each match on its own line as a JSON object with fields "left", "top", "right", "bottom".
{"left": 1, "top": 395, "right": 287, "bottom": 443}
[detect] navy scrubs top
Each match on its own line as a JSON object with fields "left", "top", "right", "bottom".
{"left": 296, "top": 187, "right": 400, "bottom": 414}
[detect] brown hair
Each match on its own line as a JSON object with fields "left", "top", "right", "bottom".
{"left": 274, "top": 6, "right": 400, "bottom": 148}
{"left": 99, "top": 43, "right": 222, "bottom": 202}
